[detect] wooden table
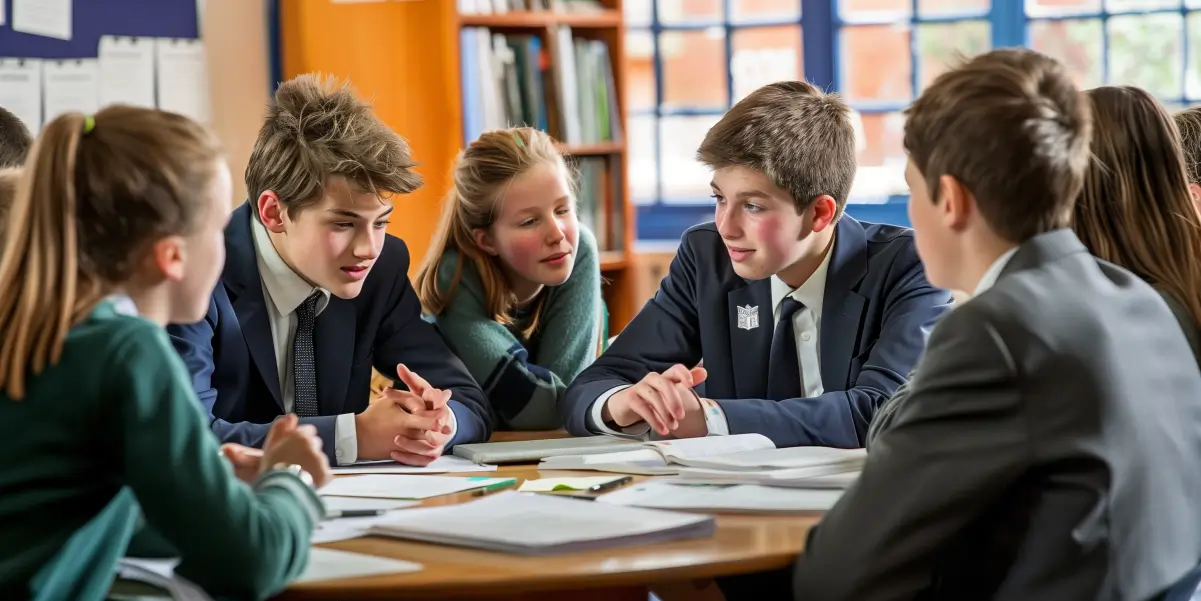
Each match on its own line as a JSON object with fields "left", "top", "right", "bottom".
{"left": 275, "top": 431, "right": 820, "bottom": 601}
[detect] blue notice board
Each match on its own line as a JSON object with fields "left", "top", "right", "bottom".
{"left": 0, "top": 0, "right": 199, "bottom": 59}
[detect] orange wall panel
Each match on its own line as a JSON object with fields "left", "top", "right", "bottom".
{"left": 279, "top": 0, "right": 462, "bottom": 276}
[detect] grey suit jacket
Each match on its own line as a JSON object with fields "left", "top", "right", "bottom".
{"left": 1156, "top": 288, "right": 1201, "bottom": 370}
{"left": 794, "top": 229, "right": 1201, "bottom": 601}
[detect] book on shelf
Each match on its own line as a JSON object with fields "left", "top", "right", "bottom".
{"left": 459, "top": 26, "right": 622, "bottom": 148}
{"left": 458, "top": 0, "right": 605, "bottom": 15}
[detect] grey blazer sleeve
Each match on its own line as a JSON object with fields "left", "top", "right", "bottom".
{"left": 793, "top": 304, "right": 1030, "bottom": 601}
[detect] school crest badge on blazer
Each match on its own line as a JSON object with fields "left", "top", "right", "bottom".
{"left": 736, "top": 305, "right": 759, "bottom": 330}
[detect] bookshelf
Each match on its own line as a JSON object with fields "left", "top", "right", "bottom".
{"left": 277, "top": 0, "right": 637, "bottom": 334}
{"left": 455, "top": 0, "right": 638, "bottom": 334}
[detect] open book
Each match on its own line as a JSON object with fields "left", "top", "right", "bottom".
{"left": 539, "top": 434, "right": 866, "bottom": 476}
{"left": 668, "top": 467, "right": 861, "bottom": 489}
{"left": 366, "top": 490, "right": 716, "bottom": 555}
{"left": 598, "top": 481, "right": 845, "bottom": 514}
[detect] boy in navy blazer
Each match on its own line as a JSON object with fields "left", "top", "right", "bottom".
{"left": 562, "top": 81, "right": 952, "bottom": 448}
{"left": 168, "top": 75, "right": 492, "bottom": 466}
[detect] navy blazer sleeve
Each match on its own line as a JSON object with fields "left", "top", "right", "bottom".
{"left": 371, "top": 241, "right": 493, "bottom": 449}
{"left": 561, "top": 238, "right": 703, "bottom": 435}
{"left": 716, "top": 252, "right": 951, "bottom": 448}
{"left": 167, "top": 286, "right": 341, "bottom": 455}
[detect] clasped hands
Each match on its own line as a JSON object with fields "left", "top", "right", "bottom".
{"left": 355, "top": 363, "right": 454, "bottom": 466}
{"left": 602, "top": 364, "right": 711, "bottom": 438}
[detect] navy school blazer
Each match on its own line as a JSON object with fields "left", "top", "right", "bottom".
{"left": 561, "top": 217, "right": 953, "bottom": 448}
{"left": 167, "top": 203, "right": 494, "bottom": 461}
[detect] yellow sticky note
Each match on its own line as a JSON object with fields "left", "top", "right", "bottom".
{"left": 517, "top": 476, "right": 626, "bottom": 493}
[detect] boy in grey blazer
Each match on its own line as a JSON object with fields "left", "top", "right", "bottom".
{"left": 792, "top": 48, "right": 1201, "bottom": 601}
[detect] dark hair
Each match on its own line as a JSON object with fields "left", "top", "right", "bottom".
{"left": 0, "top": 107, "right": 33, "bottom": 168}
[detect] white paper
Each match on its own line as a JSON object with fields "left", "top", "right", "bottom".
{"left": 669, "top": 468, "right": 861, "bottom": 489}
{"left": 673, "top": 446, "right": 866, "bottom": 471}
{"left": 42, "top": 59, "right": 99, "bottom": 124}
{"left": 332, "top": 455, "right": 497, "bottom": 475}
{"left": 12, "top": 0, "right": 71, "bottom": 40}
{"left": 312, "top": 508, "right": 417, "bottom": 544}
{"left": 155, "top": 38, "right": 210, "bottom": 123}
{"left": 320, "top": 475, "right": 515, "bottom": 500}
{"left": 98, "top": 36, "right": 156, "bottom": 109}
{"left": 117, "top": 558, "right": 214, "bottom": 601}
{"left": 321, "top": 497, "right": 418, "bottom": 512}
{"left": 1, "top": 2, "right": 7, "bottom": 26}
{"left": 0, "top": 59, "right": 43, "bottom": 132}
{"left": 598, "top": 481, "right": 844, "bottom": 513}
{"left": 518, "top": 476, "right": 626, "bottom": 492}
{"left": 296, "top": 548, "right": 421, "bottom": 583}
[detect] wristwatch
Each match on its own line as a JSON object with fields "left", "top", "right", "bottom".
{"left": 272, "top": 463, "right": 315, "bottom": 489}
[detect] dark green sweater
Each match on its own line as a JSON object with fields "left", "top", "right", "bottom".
{"left": 429, "top": 228, "right": 604, "bottom": 429}
{"left": 0, "top": 299, "right": 323, "bottom": 601}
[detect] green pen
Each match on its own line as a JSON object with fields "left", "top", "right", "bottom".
{"left": 471, "top": 478, "right": 517, "bottom": 497}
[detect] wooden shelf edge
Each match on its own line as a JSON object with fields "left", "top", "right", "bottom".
{"left": 558, "top": 140, "right": 625, "bottom": 156}
{"left": 459, "top": 10, "right": 621, "bottom": 28}
{"left": 599, "top": 251, "right": 628, "bottom": 271}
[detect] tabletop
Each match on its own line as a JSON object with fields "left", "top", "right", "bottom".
{"left": 275, "top": 431, "right": 820, "bottom": 601}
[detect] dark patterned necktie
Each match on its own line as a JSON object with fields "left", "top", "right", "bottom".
{"left": 766, "top": 297, "right": 805, "bottom": 400}
{"left": 292, "top": 292, "right": 321, "bottom": 418}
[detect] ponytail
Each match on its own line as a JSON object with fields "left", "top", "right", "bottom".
{"left": 0, "top": 113, "right": 103, "bottom": 399}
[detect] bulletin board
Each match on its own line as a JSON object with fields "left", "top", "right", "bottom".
{"left": 0, "top": 0, "right": 199, "bottom": 58}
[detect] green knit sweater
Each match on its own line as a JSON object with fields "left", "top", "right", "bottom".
{"left": 429, "top": 227, "right": 604, "bottom": 429}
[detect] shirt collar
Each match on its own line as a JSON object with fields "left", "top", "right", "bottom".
{"left": 971, "top": 247, "right": 1019, "bottom": 297}
{"left": 770, "top": 238, "right": 833, "bottom": 319}
{"left": 251, "top": 216, "right": 331, "bottom": 317}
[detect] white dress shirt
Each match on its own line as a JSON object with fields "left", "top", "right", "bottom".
{"left": 589, "top": 243, "right": 833, "bottom": 437}
{"left": 251, "top": 218, "right": 357, "bottom": 465}
{"left": 972, "top": 247, "right": 1019, "bottom": 297}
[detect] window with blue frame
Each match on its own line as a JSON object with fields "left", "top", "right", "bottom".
{"left": 627, "top": 0, "right": 1201, "bottom": 241}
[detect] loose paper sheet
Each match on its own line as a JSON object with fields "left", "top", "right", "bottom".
{"left": 43, "top": 59, "right": 99, "bottom": 123}
{"left": 0, "top": 59, "right": 43, "bottom": 132}
{"left": 98, "top": 36, "right": 156, "bottom": 109}
{"left": 320, "top": 475, "right": 515, "bottom": 500}
{"left": 155, "top": 38, "right": 211, "bottom": 123}
{"left": 12, "top": 0, "right": 71, "bottom": 40}
{"left": 333, "top": 455, "right": 497, "bottom": 475}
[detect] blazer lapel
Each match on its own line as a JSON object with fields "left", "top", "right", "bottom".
{"left": 315, "top": 299, "right": 357, "bottom": 416}
{"left": 728, "top": 278, "right": 773, "bottom": 399}
{"left": 820, "top": 217, "right": 869, "bottom": 390}
{"left": 224, "top": 203, "right": 284, "bottom": 410}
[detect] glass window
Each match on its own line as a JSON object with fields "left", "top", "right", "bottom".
{"left": 840, "top": 25, "right": 913, "bottom": 103}
{"left": 731, "top": 0, "right": 800, "bottom": 23}
{"left": 628, "top": 115, "right": 658, "bottom": 204}
{"left": 916, "top": 20, "right": 991, "bottom": 90}
{"left": 731, "top": 26, "right": 804, "bottom": 102}
{"left": 1028, "top": 18, "right": 1104, "bottom": 90}
{"left": 1026, "top": 0, "right": 1101, "bottom": 17}
{"left": 658, "top": 0, "right": 723, "bottom": 25}
{"left": 660, "top": 29, "right": 728, "bottom": 109}
{"left": 660, "top": 115, "right": 722, "bottom": 201}
{"left": 1107, "top": 12, "right": 1184, "bottom": 99}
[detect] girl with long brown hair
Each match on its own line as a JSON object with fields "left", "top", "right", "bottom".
{"left": 1073, "top": 85, "right": 1201, "bottom": 360}
{"left": 413, "top": 127, "right": 603, "bottom": 429}
{"left": 0, "top": 107, "right": 330, "bottom": 601}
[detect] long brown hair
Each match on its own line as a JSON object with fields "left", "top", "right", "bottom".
{"left": 0, "top": 107, "right": 222, "bottom": 399}
{"left": 1074, "top": 85, "right": 1201, "bottom": 329}
{"left": 414, "top": 127, "right": 572, "bottom": 339}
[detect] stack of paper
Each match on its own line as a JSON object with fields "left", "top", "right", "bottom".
{"left": 452, "top": 435, "right": 642, "bottom": 464}
{"left": 598, "top": 481, "right": 844, "bottom": 514}
{"left": 121, "top": 548, "right": 421, "bottom": 589}
{"left": 332, "top": 455, "right": 497, "bottom": 475}
{"left": 668, "top": 467, "right": 860, "bottom": 490}
{"left": 366, "top": 490, "right": 716, "bottom": 555}
{"left": 538, "top": 433, "right": 776, "bottom": 475}
{"left": 320, "top": 475, "right": 515, "bottom": 500}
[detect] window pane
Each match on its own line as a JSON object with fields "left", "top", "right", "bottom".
{"left": 1189, "top": 0, "right": 1201, "bottom": 8}
{"left": 625, "top": 30, "right": 655, "bottom": 112}
{"left": 660, "top": 115, "right": 721, "bottom": 201}
{"left": 731, "top": 26, "right": 803, "bottom": 103}
{"left": 852, "top": 112, "right": 908, "bottom": 198}
{"left": 918, "top": 0, "right": 989, "bottom": 16}
{"left": 1108, "top": 13, "right": 1183, "bottom": 99}
{"left": 1026, "top": 0, "right": 1100, "bottom": 17}
{"left": 660, "top": 29, "right": 727, "bottom": 109}
{"left": 624, "top": 0, "right": 652, "bottom": 27}
{"left": 658, "top": 0, "right": 723, "bottom": 24}
{"left": 841, "top": 25, "right": 912, "bottom": 103}
{"left": 1029, "top": 19, "right": 1103, "bottom": 90}
{"left": 1187, "top": 13, "right": 1201, "bottom": 98}
{"left": 1106, "top": 0, "right": 1180, "bottom": 11}
{"left": 629, "top": 115, "right": 658, "bottom": 204}
{"left": 916, "top": 20, "right": 990, "bottom": 91}
{"left": 839, "top": 0, "right": 910, "bottom": 20}
{"left": 732, "top": 0, "right": 800, "bottom": 22}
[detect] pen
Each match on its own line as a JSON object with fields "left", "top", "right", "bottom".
{"left": 325, "top": 509, "right": 386, "bottom": 519}
{"left": 472, "top": 479, "right": 517, "bottom": 497}
{"left": 588, "top": 476, "right": 633, "bottom": 493}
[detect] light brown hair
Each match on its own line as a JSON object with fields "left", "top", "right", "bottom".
{"left": 0, "top": 107, "right": 33, "bottom": 168}
{"left": 0, "top": 168, "right": 19, "bottom": 226}
{"left": 904, "top": 48, "right": 1092, "bottom": 242}
{"left": 0, "top": 108, "right": 222, "bottom": 399}
{"left": 696, "top": 80, "right": 857, "bottom": 213}
{"left": 244, "top": 73, "right": 422, "bottom": 219}
{"left": 1174, "top": 106, "right": 1201, "bottom": 185}
{"left": 1074, "top": 85, "right": 1201, "bottom": 330}
{"left": 414, "top": 127, "right": 572, "bottom": 339}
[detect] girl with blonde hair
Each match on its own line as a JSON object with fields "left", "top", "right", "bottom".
{"left": 414, "top": 127, "right": 603, "bottom": 429}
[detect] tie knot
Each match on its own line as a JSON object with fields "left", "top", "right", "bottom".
{"left": 297, "top": 291, "right": 321, "bottom": 317}
{"left": 779, "top": 296, "right": 805, "bottom": 320}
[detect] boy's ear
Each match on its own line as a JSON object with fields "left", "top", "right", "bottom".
{"left": 809, "top": 194, "right": 839, "bottom": 232}
{"left": 473, "top": 228, "right": 499, "bottom": 256}
{"left": 149, "top": 235, "right": 186, "bottom": 282}
{"left": 938, "top": 174, "right": 972, "bottom": 232}
{"left": 257, "top": 191, "right": 287, "bottom": 233}
{"left": 1188, "top": 183, "right": 1201, "bottom": 208}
